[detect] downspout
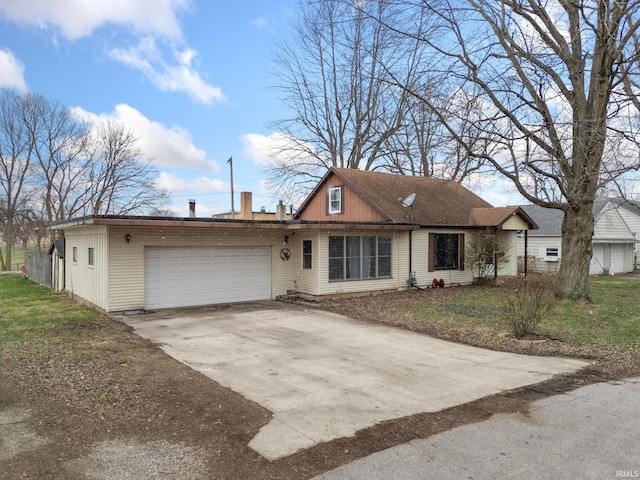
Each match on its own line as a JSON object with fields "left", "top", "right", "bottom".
{"left": 524, "top": 230, "right": 528, "bottom": 276}
{"left": 494, "top": 229, "right": 498, "bottom": 280}
{"left": 406, "top": 229, "right": 417, "bottom": 288}
{"left": 409, "top": 230, "right": 412, "bottom": 275}
{"left": 62, "top": 231, "right": 66, "bottom": 291}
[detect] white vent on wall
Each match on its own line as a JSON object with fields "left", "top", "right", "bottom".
{"left": 539, "top": 246, "right": 561, "bottom": 261}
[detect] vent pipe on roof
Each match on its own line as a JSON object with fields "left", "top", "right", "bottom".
{"left": 189, "top": 199, "right": 196, "bottom": 218}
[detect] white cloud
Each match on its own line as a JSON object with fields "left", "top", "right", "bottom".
{"left": 250, "top": 16, "right": 269, "bottom": 30}
{"left": 0, "top": 48, "right": 27, "bottom": 91}
{"left": 109, "top": 37, "right": 225, "bottom": 105}
{"left": 0, "top": 0, "right": 191, "bottom": 40}
{"left": 156, "top": 172, "right": 228, "bottom": 193}
{"left": 155, "top": 172, "right": 189, "bottom": 192}
{"left": 70, "top": 104, "right": 219, "bottom": 171}
{"left": 241, "top": 131, "right": 318, "bottom": 167}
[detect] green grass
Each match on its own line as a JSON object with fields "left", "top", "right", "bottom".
{"left": 410, "top": 275, "right": 640, "bottom": 353}
{"left": 2, "top": 272, "right": 639, "bottom": 355}
{"left": 1, "top": 243, "right": 27, "bottom": 271}
{"left": 0, "top": 273, "right": 113, "bottom": 344}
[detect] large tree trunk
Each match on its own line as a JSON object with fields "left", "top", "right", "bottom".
{"left": 556, "top": 203, "right": 594, "bottom": 300}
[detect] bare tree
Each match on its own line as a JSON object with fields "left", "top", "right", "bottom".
{"left": 0, "top": 90, "right": 36, "bottom": 270}
{"left": 269, "top": 0, "right": 438, "bottom": 197}
{"left": 1, "top": 89, "right": 172, "bottom": 267}
{"left": 82, "top": 120, "right": 170, "bottom": 215}
{"left": 380, "top": 0, "right": 640, "bottom": 300}
{"left": 29, "top": 96, "right": 92, "bottom": 223}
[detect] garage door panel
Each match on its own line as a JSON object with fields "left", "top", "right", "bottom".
{"left": 145, "top": 247, "right": 272, "bottom": 309}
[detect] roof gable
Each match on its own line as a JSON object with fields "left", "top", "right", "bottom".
{"left": 471, "top": 207, "right": 537, "bottom": 230}
{"left": 294, "top": 170, "right": 389, "bottom": 223}
{"left": 594, "top": 202, "right": 634, "bottom": 240}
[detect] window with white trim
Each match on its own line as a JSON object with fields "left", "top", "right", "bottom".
{"left": 302, "top": 240, "right": 312, "bottom": 270}
{"left": 328, "top": 235, "right": 391, "bottom": 281}
{"left": 328, "top": 186, "right": 342, "bottom": 214}
{"left": 88, "top": 247, "right": 94, "bottom": 266}
{"left": 72, "top": 246, "right": 78, "bottom": 263}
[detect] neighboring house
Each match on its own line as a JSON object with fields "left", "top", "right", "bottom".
{"left": 516, "top": 200, "right": 638, "bottom": 275}
{"left": 49, "top": 168, "right": 536, "bottom": 313}
{"left": 606, "top": 198, "right": 640, "bottom": 269}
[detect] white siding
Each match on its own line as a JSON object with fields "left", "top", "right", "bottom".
{"left": 106, "top": 225, "right": 295, "bottom": 312}
{"left": 502, "top": 215, "right": 529, "bottom": 230}
{"left": 594, "top": 205, "right": 634, "bottom": 240}
{"left": 592, "top": 204, "right": 635, "bottom": 274}
{"left": 496, "top": 230, "right": 518, "bottom": 276}
{"left": 410, "top": 229, "right": 430, "bottom": 286}
{"left": 295, "top": 234, "right": 320, "bottom": 295}
{"left": 516, "top": 235, "right": 562, "bottom": 274}
{"left": 421, "top": 229, "right": 475, "bottom": 286}
{"left": 313, "top": 230, "right": 407, "bottom": 296}
{"left": 618, "top": 208, "right": 640, "bottom": 239}
{"left": 617, "top": 207, "right": 640, "bottom": 268}
{"left": 64, "top": 226, "right": 109, "bottom": 310}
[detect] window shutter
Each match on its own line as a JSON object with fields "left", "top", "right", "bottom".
{"left": 459, "top": 233, "right": 465, "bottom": 270}
{"left": 428, "top": 232, "right": 435, "bottom": 272}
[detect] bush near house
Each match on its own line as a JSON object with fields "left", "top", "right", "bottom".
{"left": 407, "top": 275, "right": 640, "bottom": 353}
{"left": 500, "top": 276, "right": 556, "bottom": 339}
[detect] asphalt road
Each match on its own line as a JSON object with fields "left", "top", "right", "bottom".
{"left": 313, "top": 377, "right": 640, "bottom": 480}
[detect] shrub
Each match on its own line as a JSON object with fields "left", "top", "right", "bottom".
{"left": 467, "top": 231, "right": 510, "bottom": 285}
{"left": 501, "top": 276, "right": 555, "bottom": 339}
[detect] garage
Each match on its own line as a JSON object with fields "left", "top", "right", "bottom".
{"left": 145, "top": 247, "right": 272, "bottom": 309}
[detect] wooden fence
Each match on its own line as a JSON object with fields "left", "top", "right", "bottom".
{"left": 25, "top": 251, "right": 52, "bottom": 288}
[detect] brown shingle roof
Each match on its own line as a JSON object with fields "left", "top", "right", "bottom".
{"left": 324, "top": 168, "right": 494, "bottom": 225}
{"left": 295, "top": 168, "right": 537, "bottom": 228}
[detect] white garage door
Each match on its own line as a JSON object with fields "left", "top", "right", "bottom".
{"left": 145, "top": 247, "right": 272, "bottom": 309}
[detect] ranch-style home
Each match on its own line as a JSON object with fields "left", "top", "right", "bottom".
{"left": 49, "top": 168, "right": 536, "bottom": 313}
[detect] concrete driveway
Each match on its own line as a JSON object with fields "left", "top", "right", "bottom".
{"left": 120, "top": 304, "right": 588, "bottom": 461}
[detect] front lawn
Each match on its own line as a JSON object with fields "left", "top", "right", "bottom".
{"left": 409, "top": 275, "right": 640, "bottom": 353}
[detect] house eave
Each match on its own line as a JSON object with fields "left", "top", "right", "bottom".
{"left": 50, "top": 215, "right": 291, "bottom": 230}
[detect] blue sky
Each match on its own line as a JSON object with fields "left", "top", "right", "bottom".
{"left": 0, "top": 0, "right": 520, "bottom": 217}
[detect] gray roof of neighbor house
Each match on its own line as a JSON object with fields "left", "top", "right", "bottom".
{"left": 48, "top": 239, "right": 65, "bottom": 258}
{"left": 517, "top": 205, "right": 565, "bottom": 236}
{"left": 296, "top": 168, "right": 537, "bottom": 229}
{"left": 518, "top": 199, "right": 636, "bottom": 237}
